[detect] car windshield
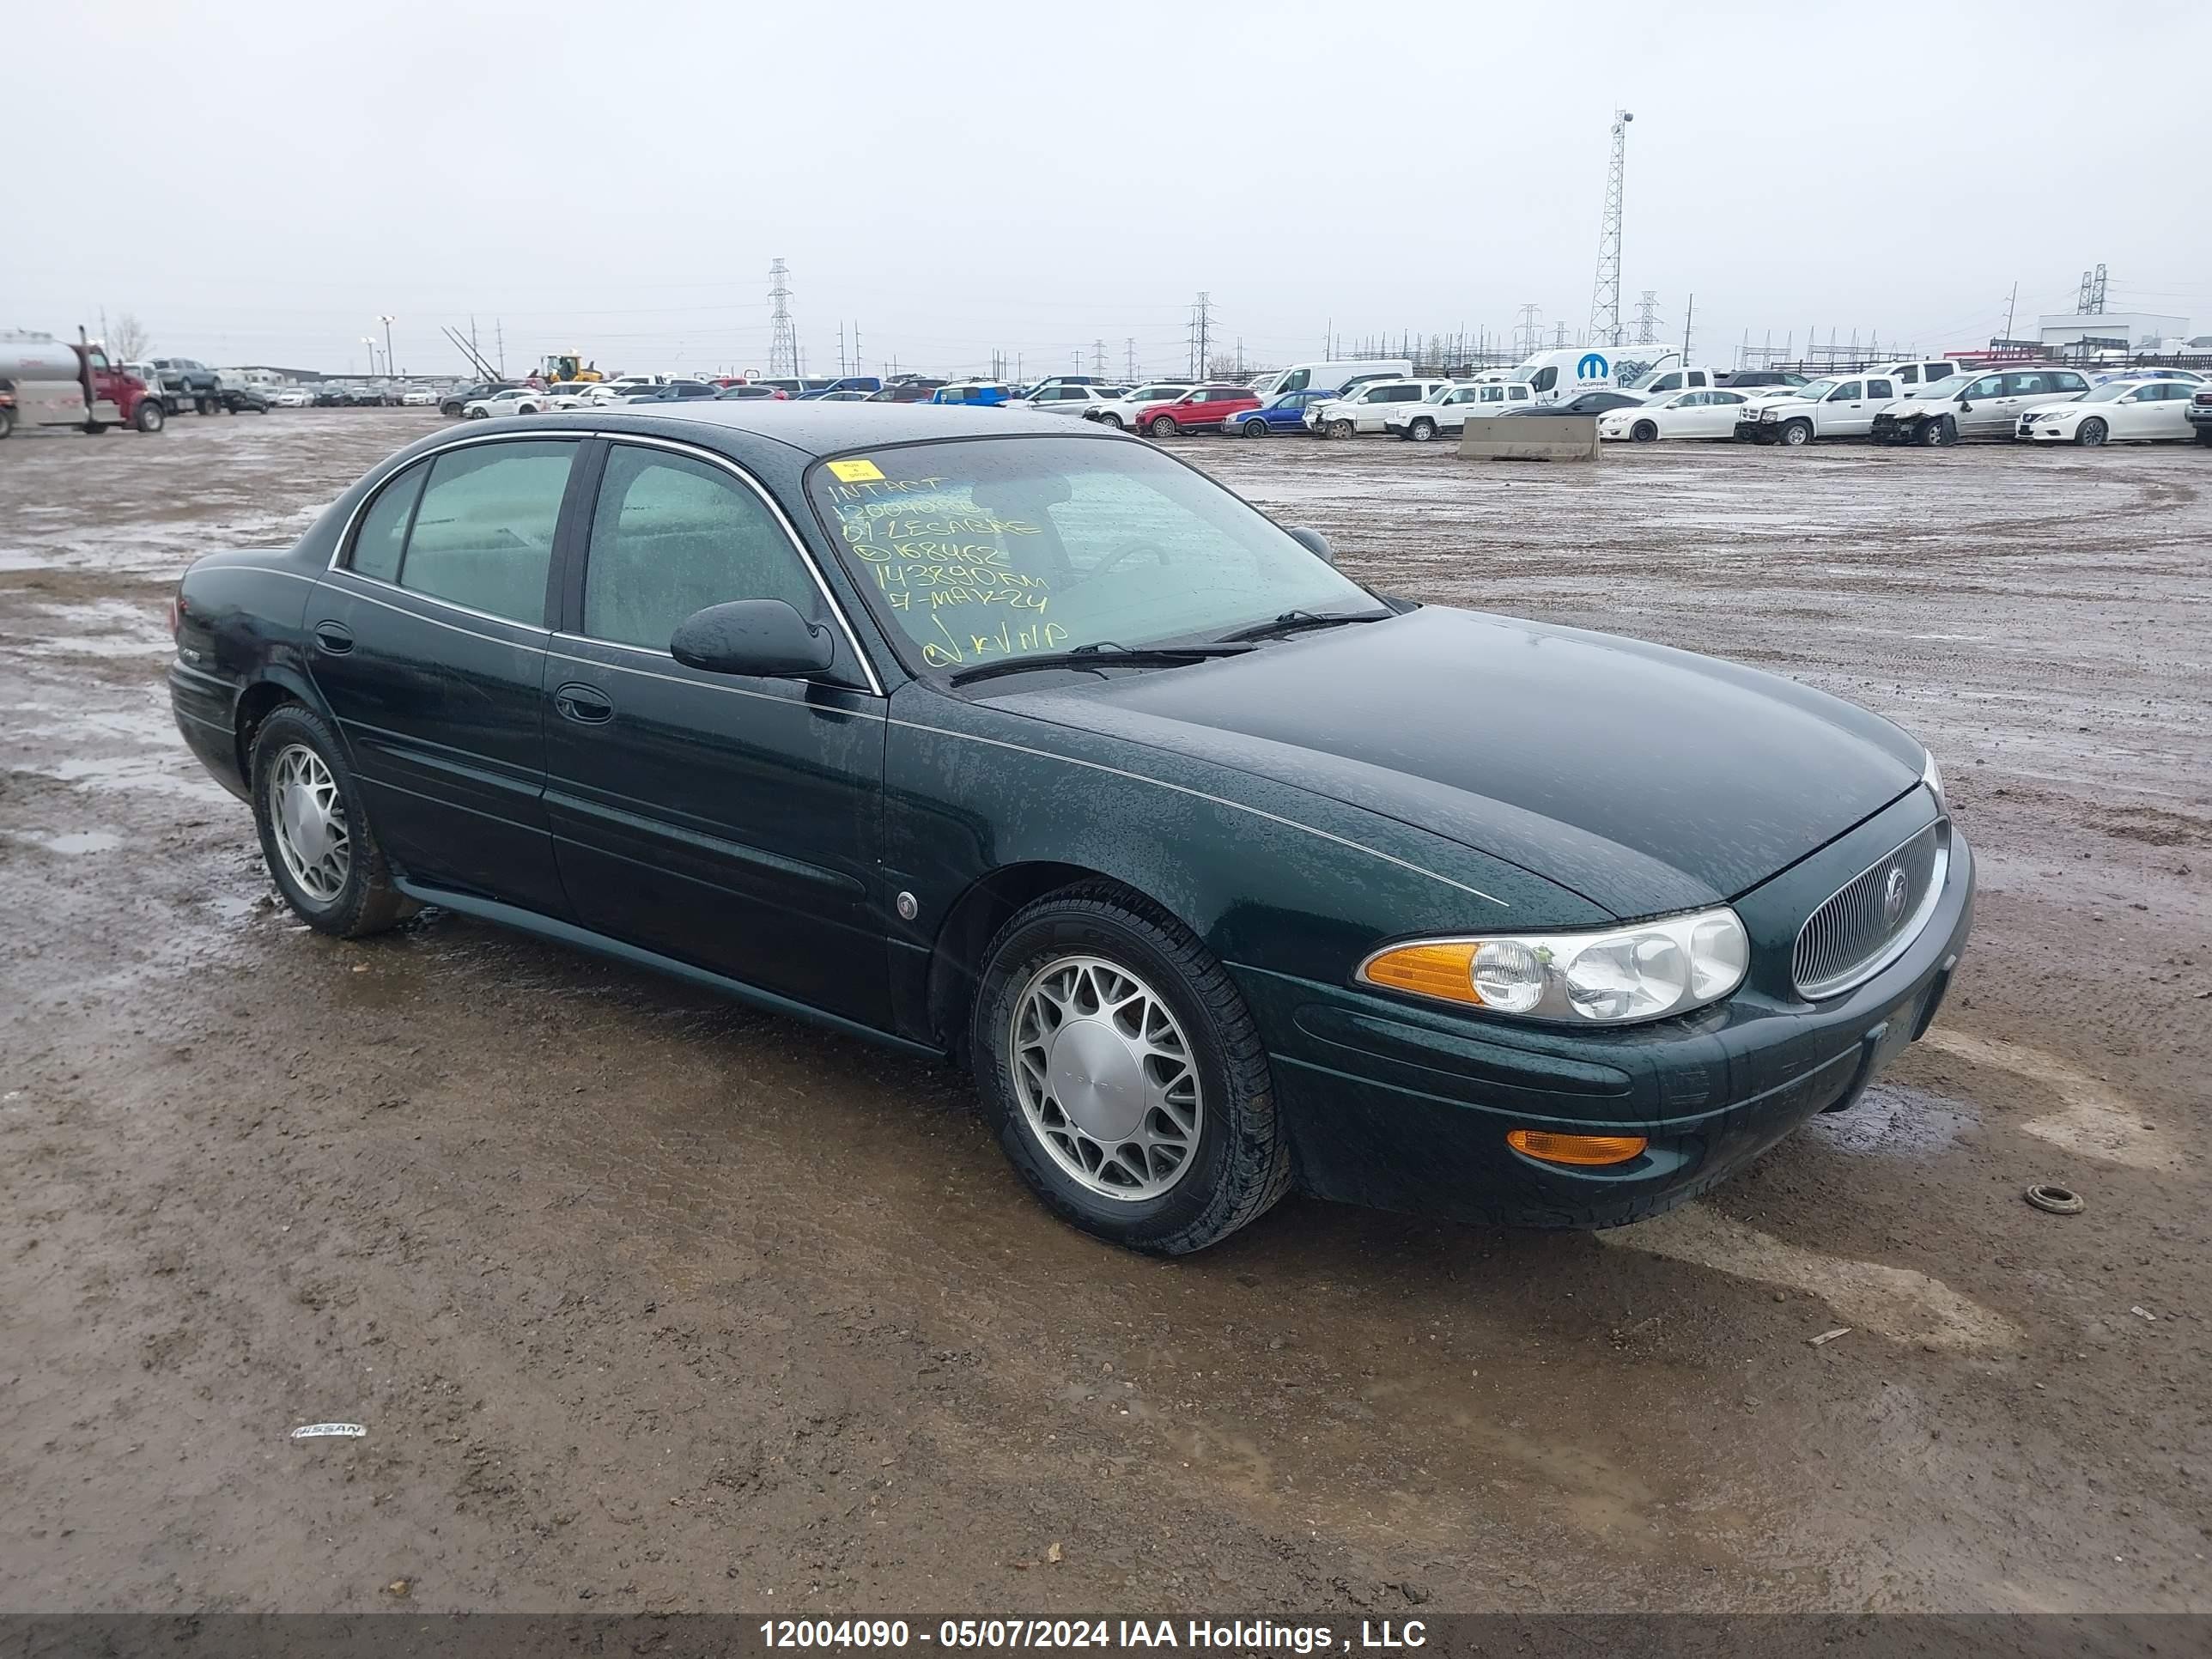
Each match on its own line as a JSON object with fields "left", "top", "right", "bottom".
{"left": 1791, "top": 379, "right": 1838, "bottom": 400}
{"left": 811, "top": 436, "right": 1376, "bottom": 674}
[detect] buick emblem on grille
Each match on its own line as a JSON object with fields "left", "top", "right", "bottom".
{"left": 1882, "top": 865, "right": 1911, "bottom": 927}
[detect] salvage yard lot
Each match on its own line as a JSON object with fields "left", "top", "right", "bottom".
{"left": 2, "top": 411, "right": 2206, "bottom": 1613}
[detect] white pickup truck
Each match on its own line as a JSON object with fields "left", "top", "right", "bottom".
{"left": 1382, "top": 380, "right": 1534, "bottom": 441}
{"left": 1732, "top": 374, "right": 1904, "bottom": 446}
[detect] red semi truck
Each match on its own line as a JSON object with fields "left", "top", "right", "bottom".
{"left": 0, "top": 329, "right": 167, "bottom": 438}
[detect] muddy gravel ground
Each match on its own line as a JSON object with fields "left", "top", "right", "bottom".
{"left": 2, "top": 411, "right": 2207, "bottom": 1617}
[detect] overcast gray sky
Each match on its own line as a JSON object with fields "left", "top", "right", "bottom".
{"left": 11, "top": 2, "right": 2209, "bottom": 380}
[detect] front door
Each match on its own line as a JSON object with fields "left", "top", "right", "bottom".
{"left": 308, "top": 436, "right": 580, "bottom": 915}
{"left": 542, "top": 439, "right": 890, "bottom": 1024}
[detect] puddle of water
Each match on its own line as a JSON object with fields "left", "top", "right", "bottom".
{"left": 5, "top": 830, "right": 125, "bottom": 855}
{"left": 1806, "top": 1082, "right": 1976, "bottom": 1159}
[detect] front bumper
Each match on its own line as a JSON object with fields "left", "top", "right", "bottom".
{"left": 2019, "top": 418, "right": 2071, "bottom": 441}
{"left": 1734, "top": 419, "right": 1779, "bottom": 443}
{"left": 1236, "top": 799, "right": 1974, "bottom": 1229}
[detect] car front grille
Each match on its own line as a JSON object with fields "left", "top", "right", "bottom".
{"left": 1792, "top": 820, "right": 1947, "bottom": 1000}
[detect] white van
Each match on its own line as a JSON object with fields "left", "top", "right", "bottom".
{"left": 1511, "top": 344, "right": 1681, "bottom": 404}
{"left": 1253, "top": 359, "right": 1413, "bottom": 399}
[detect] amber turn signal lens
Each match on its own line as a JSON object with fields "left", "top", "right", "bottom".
{"left": 1359, "top": 940, "right": 1482, "bottom": 1005}
{"left": 1505, "top": 1129, "right": 1649, "bottom": 1166}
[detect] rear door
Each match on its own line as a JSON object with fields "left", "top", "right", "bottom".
{"left": 542, "top": 437, "right": 890, "bottom": 1023}
{"left": 308, "top": 435, "right": 582, "bottom": 915}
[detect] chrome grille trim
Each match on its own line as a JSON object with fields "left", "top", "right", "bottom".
{"left": 1792, "top": 820, "right": 1948, "bottom": 1000}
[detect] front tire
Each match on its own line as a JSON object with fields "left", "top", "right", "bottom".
{"left": 1328, "top": 418, "right": 1355, "bottom": 439}
{"left": 1146, "top": 415, "right": 1179, "bottom": 438}
{"left": 1780, "top": 419, "right": 1813, "bottom": 447}
{"left": 249, "top": 704, "right": 411, "bottom": 938}
{"left": 1240, "top": 417, "right": 1267, "bottom": 437}
{"left": 1631, "top": 420, "right": 1658, "bottom": 442}
{"left": 134, "top": 399, "right": 166, "bottom": 433}
{"left": 1918, "top": 416, "right": 1954, "bottom": 447}
{"left": 1407, "top": 417, "right": 1437, "bottom": 442}
{"left": 2075, "top": 417, "right": 2108, "bottom": 447}
{"left": 971, "top": 886, "right": 1291, "bottom": 1255}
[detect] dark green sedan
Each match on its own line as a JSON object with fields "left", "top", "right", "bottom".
{"left": 168, "top": 404, "right": 1972, "bottom": 1254}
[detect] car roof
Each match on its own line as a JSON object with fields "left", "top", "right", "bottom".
{"left": 519, "top": 399, "right": 1125, "bottom": 457}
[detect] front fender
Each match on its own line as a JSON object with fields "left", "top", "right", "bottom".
{"left": 881, "top": 684, "right": 1603, "bottom": 1045}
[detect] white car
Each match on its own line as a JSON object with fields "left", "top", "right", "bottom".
{"left": 398, "top": 386, "right": 439, "bottom": 407}
{"left": 1026, "top": 384, "right": 1123, "bottom": 417}
{"left": 544, "top": 381, "right": 604, "bottom": 410}
{"left": 1305, "top": 379, "right": 1455, "bottom": 437}
{"left": 1083, "top": 383, "right": 1194, "bottom": 429}
{"left": 461, "top": 387, "right": 552, "bottom": 419}
{"left": 578, "top": 383, "right": 634, "bottom": 408}
{"left": 267, "top": 387, "right": 312, "bottom": 408}
{"left": 2015, "top": 377, "right": 2201, "bottom": 446}
{"left": 1382, "top": 380, "right": 1535, "bottom": 441}
{"left": 1599, "top": 387, "right": 1759, "bottom": 442}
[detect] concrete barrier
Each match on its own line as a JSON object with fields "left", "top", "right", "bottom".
{"left": 1457, "top": 414, "right": 1601, "bottom": 463}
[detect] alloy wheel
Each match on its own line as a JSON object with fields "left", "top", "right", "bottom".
{"left": 1010, "top": 955, "right": 1202, "bottom": 1202}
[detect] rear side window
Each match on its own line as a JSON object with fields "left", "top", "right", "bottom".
{"left": 1924, "top": 364, "right": 1956, "bottom": 383}
{"left": 399, "top": 441, "right": 574, "bottom": 625}
{"left": 349, "top": 462, "right": 426, "bottom": 583}
{"left": 583, "top": 445, "right": 817, "bottom": 652}
{"left": 1868, "top": 380, "right": 1895, "bottom": 398}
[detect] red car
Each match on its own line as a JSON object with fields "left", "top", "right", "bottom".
{"left": 1135, "top": 382, "right": 1261, "bottom": 437}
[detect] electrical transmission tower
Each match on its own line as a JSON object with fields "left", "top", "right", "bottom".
{"left": 1586, "top": 109, "right": 1632, "bottom": 347}
{"left": 1124, "top": 338, "right": 1136, "bottom": 381}
{"left": 2076, "top": 263, "right": 2108, "bottom": 314}
{"left": 1635, "top": 290, "right": 1658, "bottom": 345}
{"left": 1092, "top": 338, "right": 1107, "bottom": 375}
{"left": 1188, "top": 292, "right": 1213, "bottom": 380}
{"left": 1515, "top": 303, "right": 1543, "bottom": 359}
{"left": 767, "top": 258, "right": 799, "bottom": 376}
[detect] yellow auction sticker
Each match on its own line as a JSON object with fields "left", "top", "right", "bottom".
{"left": 825, "top": 459, "right": 885, "bottom": 483}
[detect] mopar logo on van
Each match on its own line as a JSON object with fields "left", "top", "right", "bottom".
{"left": 1577, "top": 352, "right": 1609, "bottom": 383}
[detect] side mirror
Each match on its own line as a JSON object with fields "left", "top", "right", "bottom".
{"left": 670, "top": 599, "right": 836, "bottom": 678}
{"left": 1286, "top": 526, "right": 1334, "bottom": 565}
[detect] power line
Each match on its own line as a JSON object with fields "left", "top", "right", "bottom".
{"left": 1587, "top": 109, "right": 1632, "bottom": 348}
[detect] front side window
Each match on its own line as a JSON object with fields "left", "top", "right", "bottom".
{"left": 1280, "top": 369, "right": 1310, "bottom": 392}
{"left": 398, "top": 441, "right": 574, "bottom": 624}
{"left": 349, "top": 461, "right": 427, "bottom": 583}
{"left": 583, "top": 446, "right": 817, "bottom": 651}
{"left": 1529, "top": 367, "right": 1558, "bottom": 393}
{"left": 812, "top": 437, "right": 1376, "bottom": 673}
{"left": 1897, "top": 366, "right": 1920, "bottom": 384}
{"left": 1965, "top": 375, "right": 2002, "bottom": 399}
{"left": 1831, "top": 381, "right": 1863, "bottom": 401}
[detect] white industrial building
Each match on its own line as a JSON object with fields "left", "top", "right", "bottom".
{"left": 2037, "top": 311, "right": 2188, "bottom": 349}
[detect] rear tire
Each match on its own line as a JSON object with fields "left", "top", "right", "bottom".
{"left": 2195, "top": 428, "right": 2212, "bottom": 447}
{"left": 195, "top": 395, "right": 217, "bottom": 416}
{"left": 82, "top": 421, "right": 108, "bottom": 435}
{"left": 971, "top": 884, "right": 1292, "bottom": 1255}
{"left": 1780, "top": 419, "right": 1813, "bottom": 447}
{"left": 0, "top": 405, "right": 14, "bottom": 440}
{"left": 2075, "top": 417, "right": 2108, "bottom": 447}
{"left": 1631, "top": 420, "right": 1658, "bottom": 442}
{"left": 250, "top": 704, "right": 412, "bottom": 939}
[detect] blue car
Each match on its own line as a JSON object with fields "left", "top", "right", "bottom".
{"left": 930, "top": 383, "right": 1024, "bottom": 407}
{"left": 1224, "top": 388, "right": 1334, "bottom": 437}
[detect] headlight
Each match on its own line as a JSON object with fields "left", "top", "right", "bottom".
{"left": 1358, "top": 907, "right": 1750, "bottom": 1025}
{"left": 1759, "top": 408, "right": 1778, "bottom": 422}
{"left": 1922, "top": 750, "right": 1945, "bottom": 813}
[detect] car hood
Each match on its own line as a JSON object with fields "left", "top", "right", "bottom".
{"left": 988, "top": 606, "right": 1924, "bottom": 917}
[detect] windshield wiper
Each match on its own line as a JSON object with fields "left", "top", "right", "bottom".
{"left": 945, "top": 641, "right": 1254, "bottom": 688}
{"left": 1214, "top": 608, "right": 1395, "bottom": 644}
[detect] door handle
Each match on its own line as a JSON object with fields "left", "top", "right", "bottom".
{"left": 553, "top": 682, "right": 613, "bottom": 724}
{"left": 313, "top": 621, "right": 354, "bottom": 655}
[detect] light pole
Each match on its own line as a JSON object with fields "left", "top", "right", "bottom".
{"left": 361, "top": 337, "right": 379, "bottom": 378}
{"left": 379, "top": 315, "right": 397, "bottom": 379}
